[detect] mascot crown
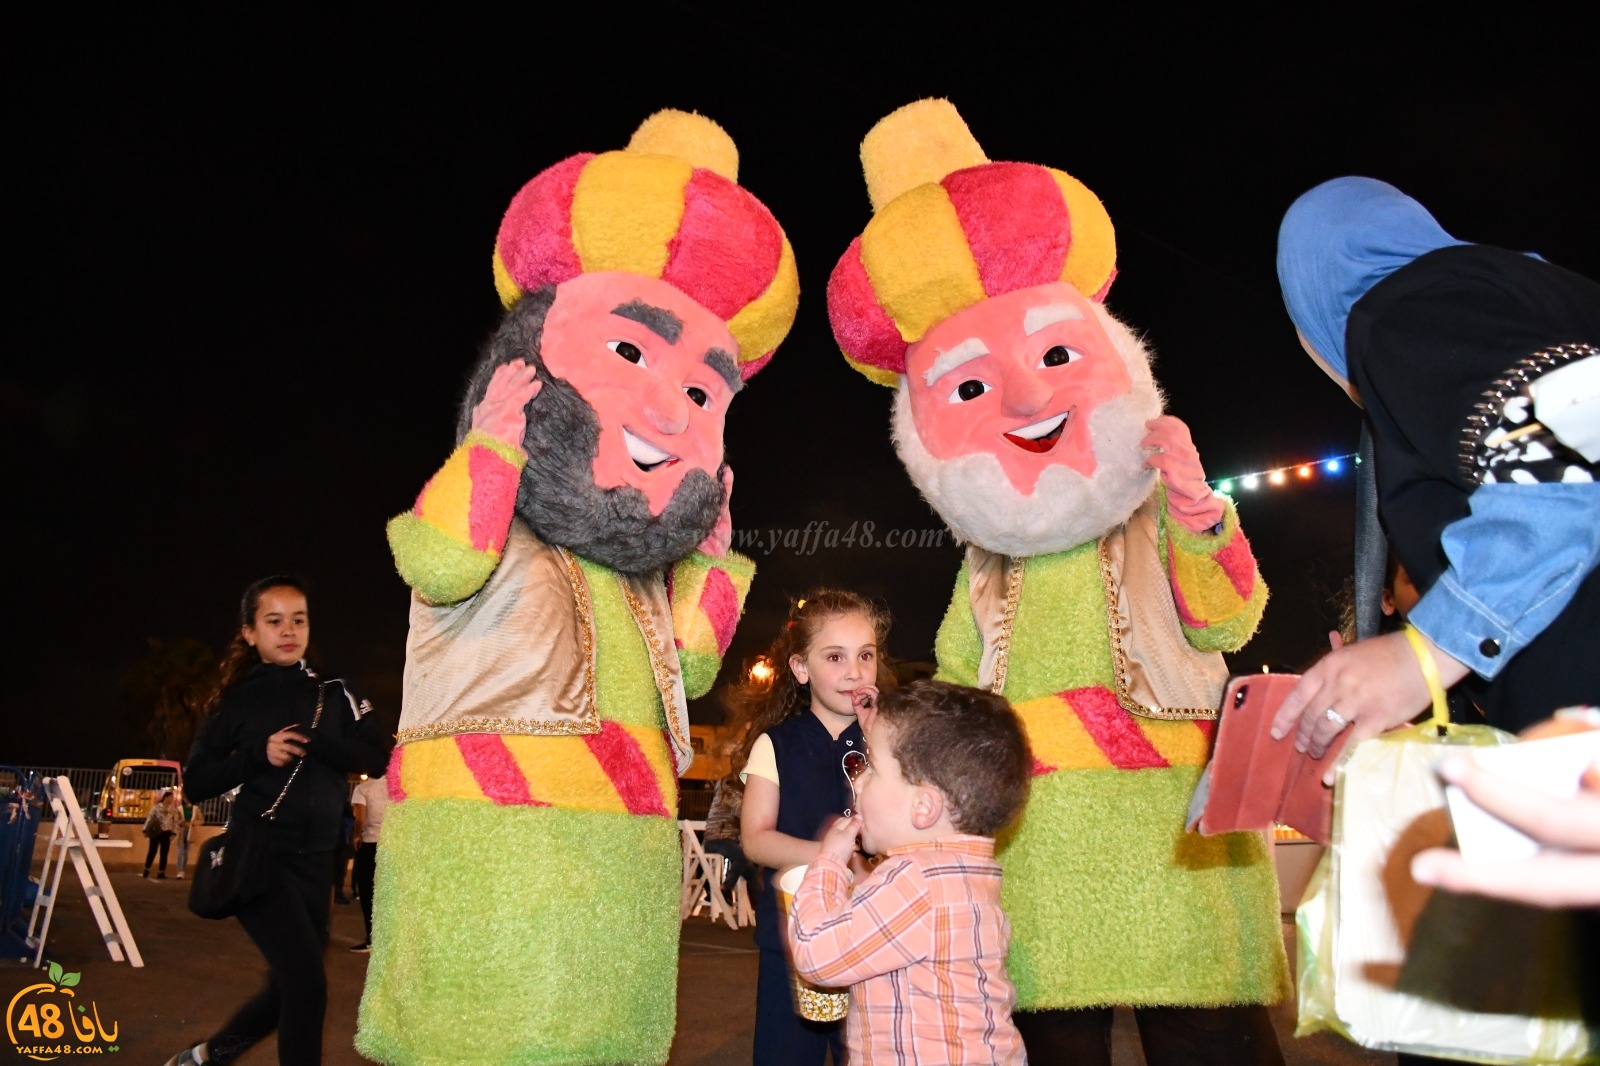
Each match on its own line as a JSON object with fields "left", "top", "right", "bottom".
{"left": 828, "top": 99, "right": 1118, "bottom": 386}
{"left": 492, "top": 110, "right": 799, "bottom": 380}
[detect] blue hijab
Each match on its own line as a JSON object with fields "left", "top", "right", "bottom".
{"left": 1275, "top": 177, "right": 1465, "bottom": 380}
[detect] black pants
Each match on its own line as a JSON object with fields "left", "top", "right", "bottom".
{"left": 206, "top": 849, "right": 333, "bottom": 1066}
{"left": 352, "top": 842, "right": 377, "bottom": 941}
{"left": 144, "top": 832, "right": 172, "bottom": 873}
{"left": 1015, "top": 1004, "right": 1285, "bottom": 1066}
{"left": 753, "top": 946, "right": 843, "bottom": 1065}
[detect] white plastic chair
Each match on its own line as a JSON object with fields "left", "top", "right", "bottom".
{"left": 679, "top": 820, "right": 736, "bottom": 928}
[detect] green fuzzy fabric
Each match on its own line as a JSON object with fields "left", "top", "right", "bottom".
{"left": 677, "top": 647, "right": 718, "bottom": 701}
{"left": 578, "top": 555, "right": 661, "bottom": 730}
{"left": 356, "top": 799, "right": 680, "bottom": 1065}
{"left": 936, "top": 545, "right": 1289, "bottom": 1009}
{"left": 387, "top": 513, "right": 498, "bottom": 607}
{"left": 999, "top": 768, "right": 1289, "bottom": 1009}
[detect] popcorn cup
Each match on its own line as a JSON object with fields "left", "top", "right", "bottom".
{"left": 775, "top": 865, "right": 851, "bottom": 1022}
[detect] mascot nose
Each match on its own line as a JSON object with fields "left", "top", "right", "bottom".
{"left": 642, "top": 379, "right": 691, "bottom": 436}
{"left": 999, "top": 364, "right": 1052, "bottom": 419}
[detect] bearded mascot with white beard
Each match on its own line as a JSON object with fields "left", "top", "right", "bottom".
{"left": 828, "top": 101, "right": 1290, "bottom": 1063}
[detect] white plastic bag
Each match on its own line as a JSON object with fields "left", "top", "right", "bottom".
{"left": 1296, "top": 724, "right": 1594, "bottom": 1064}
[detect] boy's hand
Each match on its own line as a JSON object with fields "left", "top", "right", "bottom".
{"left": 818, "top": 814, "right": 862, "bottom": 867}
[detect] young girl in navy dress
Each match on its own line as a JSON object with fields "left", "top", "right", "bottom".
{"left": 733, "top": 589, "right": 894, "bottom": 1066}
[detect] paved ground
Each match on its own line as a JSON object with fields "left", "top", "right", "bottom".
{"left": 7, "top": 862, "right": 1392, "bottom": 1064}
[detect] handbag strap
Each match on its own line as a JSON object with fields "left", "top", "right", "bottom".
{"left": 260, "top": 684, "right": 326, "bottom": 822}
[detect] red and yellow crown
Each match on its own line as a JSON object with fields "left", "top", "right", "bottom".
{"left": 492, "top": 110, "right": 799, "bottom": 380}
{"left": 827, "top": 99, "right": 1117, "bottom": 386}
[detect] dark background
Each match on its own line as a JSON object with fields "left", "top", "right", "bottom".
{"left": 6, "top": 7, "right": 1596, "bottom": 767}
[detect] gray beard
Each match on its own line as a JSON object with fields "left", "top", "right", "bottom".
{"left": 890, "top": 302, "right": 1164, "bottom": 557}
{"left": 457, "top": 288, "right": 723, "bottom": 575}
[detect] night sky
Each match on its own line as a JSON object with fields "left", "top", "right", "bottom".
{"left": 7, "top": 10, "right": 1596, "bottom": 767}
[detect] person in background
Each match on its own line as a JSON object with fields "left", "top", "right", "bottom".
{"left": 174, "top": 790, "right": 204, "bottom": 880}
{"left": 142, "top": 789, "right": 182, "bottom": 879}
{"left": 349, "top": 772, "right": 388, "bottom": 954}
{"left": 165, "top": 575, "right": 388, "bottom": 1066}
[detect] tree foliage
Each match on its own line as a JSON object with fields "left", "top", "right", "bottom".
{"left": 120, "top": 638, "right": 218, "bottom": 760}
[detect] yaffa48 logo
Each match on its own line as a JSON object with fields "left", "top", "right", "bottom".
{"left": 7, "top": 962, "right": 120, "bottom": 1060}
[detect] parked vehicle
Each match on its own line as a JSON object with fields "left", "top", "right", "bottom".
{"left": 92, "top": 759, "right": 182, "bottom": 823}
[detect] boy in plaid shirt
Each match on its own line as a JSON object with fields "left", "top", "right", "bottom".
{"left": 789, "top": 680, "right": 1032, "bottom": 1065}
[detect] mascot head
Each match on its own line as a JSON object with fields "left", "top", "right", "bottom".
{"left": 827, "top": 99, "right": 1162, "bottom": 557}
{"left": 461, "top": 110, "right": 799, "bottom": 573}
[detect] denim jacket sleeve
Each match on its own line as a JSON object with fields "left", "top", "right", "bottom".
{"left": 1407, "top": 482, "right": 1600, "bottom": 678}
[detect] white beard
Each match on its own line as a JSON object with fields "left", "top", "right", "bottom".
{"left": 890, "top": 303, "right": 1164, "bottom": 557}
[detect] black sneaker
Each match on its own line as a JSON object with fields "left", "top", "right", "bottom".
{"left": 156, "top": 872, "right": 167, "bottom": 880}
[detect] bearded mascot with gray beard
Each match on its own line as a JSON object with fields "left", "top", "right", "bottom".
{"left": 356, "top": 111, "right": 798, "bottom": 1066}
{"left": 828, "top": 100, "right": 1290, "bottom": 1063}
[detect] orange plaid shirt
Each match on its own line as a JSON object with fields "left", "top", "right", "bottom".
{"left": 789, "top": 836, "right": 1025, "bottom": 1066}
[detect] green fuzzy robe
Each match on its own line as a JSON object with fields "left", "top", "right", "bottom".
{"left": 936, "top": 538, "right": 1290, "bottom": 1011}
{"left": 356, "top": 559, "right": 681, "bottom": 1066}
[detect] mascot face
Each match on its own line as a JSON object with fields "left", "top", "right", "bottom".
{"left": 891, "top": 282, "right": 1162, "bottom": 557}
{"left": 904, "top": 282, "right": 1132, "bottom": 496}
{"left": 542, "top": 271, "right": 740, "bottom": 516}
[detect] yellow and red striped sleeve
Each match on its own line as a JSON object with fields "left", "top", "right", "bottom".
{"left": 386, "top": 431, "right": 526, "bottom": 606}
{"left": 1159, "top": 489, "right": 1268, "bottom": 653}
{"left": 669, "top": 549, "right": 756, "bottom": 699}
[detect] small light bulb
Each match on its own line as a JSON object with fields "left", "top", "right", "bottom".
{"left": 1269, "top": 470, "right": 1287, "bottom": 486}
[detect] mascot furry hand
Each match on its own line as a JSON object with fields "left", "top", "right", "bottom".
{"left": 828, "top": 100, "right": 1288, "bottom": 1012}
{"left": 357, "top": 111, "right": 797, "bottom": 1066}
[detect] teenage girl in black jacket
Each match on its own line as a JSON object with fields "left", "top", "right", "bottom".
{"left": 166, "top": 576, "right": 388, "bottom": 1066}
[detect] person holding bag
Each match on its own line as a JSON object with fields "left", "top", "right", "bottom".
{"left": 141, "top": 790, "right": 181, "bottom": 879}
{"left": 166, "top": 576, "right": 388, "bottom": 1066}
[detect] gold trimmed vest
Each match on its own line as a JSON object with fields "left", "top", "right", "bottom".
{"left": 968, "top": 492, "right": 1228, "bottom": 720}
{"left": 398, "top": 521, "right": 693, "bottom": 774}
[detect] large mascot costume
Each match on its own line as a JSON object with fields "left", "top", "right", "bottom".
{"left": 827, "top": 100, "right": 1289, "bottom": 1061}
{"left": 357, "top": 111, "right": 797, "bottom": 1066}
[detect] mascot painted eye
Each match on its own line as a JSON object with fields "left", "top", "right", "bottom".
{"left": 608, "top": 339, "right": 644, "bottom": 364}
{"left": 1041, "top": 345, "right": 1078, "bottom": 366}
{"left": 685, "top": 386, "right": 709, "bottom": 407}
{"left": 952, "top": 379, "right": 990, "bottom": 402}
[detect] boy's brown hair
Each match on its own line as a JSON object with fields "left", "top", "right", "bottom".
{"left": 874, "top": 680, "right": 1031, "bottom": 837}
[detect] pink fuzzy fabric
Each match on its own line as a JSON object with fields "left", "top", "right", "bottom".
{"left": 827, "top": 237, "right": 908, "bottom": 376}
{"left": 699, "top": 567, "right": 740, "bottom": 654}
{"left": 466, "top": 445, "right": 521, "bottom": 553}
{"left": 663, "top": 170, "right": 782, "bottom": 321}
{"left": 943, "top": 163, "right": 1069, "bottom": 298}
{"left": 584, "top": 723, "right": 670, "bottom": 817}
{"left": 1064, "top": 686, "right": 1170, "bottom": 770}
{"left": 455, "top": 734, "right": 538, "bottom": 806}
{"left": 386, "top": 747, "right": 406, "bottom": 803}
{"left": 1210, "top": 529, "right": 1258, "bottom": 600}
{"left": 738, "top": 350, "right": 775, "bottom": 380}
{"left": 495, "top": 153, "right": 591, "bottom": 294}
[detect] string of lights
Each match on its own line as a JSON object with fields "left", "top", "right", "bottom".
{"left": 1208, "top": 452, "right": 1359, "bottom": 495}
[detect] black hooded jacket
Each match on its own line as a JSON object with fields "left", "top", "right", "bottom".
{"left": 185, "top": 661, "right": 390, "bottom": 853}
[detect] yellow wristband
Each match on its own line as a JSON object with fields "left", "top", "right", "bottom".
{"left": 1401, "top": 624, "right": 1450, "bottom": 731}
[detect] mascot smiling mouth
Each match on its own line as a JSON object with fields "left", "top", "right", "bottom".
{"left": 1004, "top": 409, "right": 1072, "bottom": 454}
{"left": 624, "top": 429, "right": 681, "bottom": 472}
